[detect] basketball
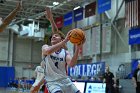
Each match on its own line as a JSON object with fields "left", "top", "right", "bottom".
{"left": 69, "top": 28, "right": 85, "bottom": 45}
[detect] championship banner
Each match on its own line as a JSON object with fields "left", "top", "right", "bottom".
{"left": 55, "top": 16, "right": 63, "bottom": 28}
{"left": 64, "top": 11, "right": 73, "bottom": 26}
{"left": 85, "top": 2, "right": 96, "bottom": 18}
{"left": 129, "top": 27, "right": 140, "bottom": 45}
{"left": 98, "top": 0, "right": 111, "bottom": 14}
{"left": 68, "top": 62, "right": 105, "bottom": 77}
{"left": 125, "top": 0, "right": 139, "bottom": 28}
{"left": 74, "top": 7, "right": 83, "bottom": 22}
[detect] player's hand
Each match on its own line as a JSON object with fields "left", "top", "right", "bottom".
{"left": 16, "top": 1, "right": 22, "bottom": 10}
{"left": 64, "top": 30, "right": 72, "bottom": 42}
{"left": 45, "top": 7, "right": 53, "bottom": 21}
{"left": 75, "top": 37, "right": 85, "bottom": 48}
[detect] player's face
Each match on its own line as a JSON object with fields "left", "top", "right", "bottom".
{"left": 51, "top": 34, "right": 62, "bottom": 45}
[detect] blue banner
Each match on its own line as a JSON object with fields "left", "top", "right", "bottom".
{"left": 64, "top": 11, "right": 73, "bottom": 26}
{"left": 74, "top": 7, "right": 83, "bottom": 22}
{"left": 129, "top": 27, "right": 140, "bottom": 45}
{"left": 98, "top": 0, "right": 111, "bottom": 14}
{"left": 131, "top": 59, "right": 139, "bottom": 74}
{"left": 68, "top": 62, "right": 105, "bottom": 77}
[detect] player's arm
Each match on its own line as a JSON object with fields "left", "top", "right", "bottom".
{"left": 132, "top": 70, "right": 137, "bottom": 87}
{"left": 45, "top": 7, "right": 58, "bottom": 34}
{"left": 66, "top": 37, "right": 85, "bottom": 67}
{"left": 42, "top": 41, "right": 67, "bottom": 56}
{"left": 66, "top": 49, "right": 79, "bottom": 67}
{"left": 132, "top": 77, "right": 137, "bottom": 87}
{"left": 112, "top": 73, "right": 117, "bottom": 87}
{"left": 42, "top": 31, "right": 71, "bottom": 56}
{"left": 66, "top": 44, "right": 84, "bottom": 67}
{"left": 102, "top": 71, "right": 106, "bottom": 83}
{"left": 0, "top": 1, "right": 22, "bottom": 32}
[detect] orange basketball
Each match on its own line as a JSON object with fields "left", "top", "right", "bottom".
{"left": 69, "top": 28, "right": 85, "bottom": 45}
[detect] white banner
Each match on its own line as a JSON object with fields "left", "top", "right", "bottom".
{"left": 83, "top": 29, "right": 91, "bottom": 56}
{"left": 91, "top": 26, "right": 100, "bottom": 54}
{"left": 91, "top": 22, "right": 111, "bottom": 54}
{"left": 85, "top": 83, "right": 106, "bottom": 93}
{"left": 102, "top": 23, "right": 111, "bottom": 53}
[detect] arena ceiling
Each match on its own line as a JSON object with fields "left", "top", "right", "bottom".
{"left": 0, "top": 0, "right": 94, "bottom": 27}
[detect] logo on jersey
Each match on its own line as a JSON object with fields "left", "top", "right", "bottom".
{"left": 50, "top": 55, "right": 64, "bottom": 62}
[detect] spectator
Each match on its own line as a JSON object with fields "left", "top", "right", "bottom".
{"left": 132, "top": 62, "right": 140, "bottom": 93}
{"left": 103, "top": 66, "right": 116, "bottom": 93}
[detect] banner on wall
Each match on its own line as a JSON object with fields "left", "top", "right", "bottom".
{"left": 125, "top": 0, "right": 136, "bottom": 2}
{"left": 85, "top": 83, "right": 106, "bottom": 93}
{"left": 85, "top": 2, "right": 96, "bottom": 18}
{"left": 125, "top": 0, "right": 139, "bottom": 28}
{"left": 131, "top": 59, "right": 139, "bottom": 74}
{"left": 98, "top": 0, "right": 111, "bottom": 14}
{"left": 74, "top": 7, "right": 83, "bottom": 22}
{"left": 83, "top": 29, "right": 91, "bottom": 56}
{"left": 92, "top": 26, "right": 100, "bottom": 54}
{"left": 91, "top": 22, "right": 111, "bottom": 54}
{"left": 64, "top": 11, "right": 73, "bottom": 26}
{"left": 68, "top": 62, "right": 105, "bottom": 77}
{"left": 55, "top": 16, "right": 63, "bottom": 28}
{"left": 129, "top": 27, "right": 140, "bottom": 45}
{"left": 102, "top": 22, "right": 111, "bottom": 53}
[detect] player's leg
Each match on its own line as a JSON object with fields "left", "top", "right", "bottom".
{"left": 47, "top": 82, "right": 63, "bottom": 93}
{"left": 30, "top": 86, "right": 35, "bottom": 93}
{"left": 30, "top": 81, "right": 40, "bottom": 93}
{"left": 61, "top": 78, "right": 81, "bottom": 93}
{"left": 30, "top": 86, "right": 39, "bottom": 93}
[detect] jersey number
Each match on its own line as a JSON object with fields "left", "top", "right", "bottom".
{"left": 55, "top": 62, "right": 58, "bottom": 68}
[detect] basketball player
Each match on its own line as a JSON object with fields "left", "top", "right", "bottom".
{"left": 32, "top": 7, "right": 85, "bottom": 93}
{"left": 0, "top": 1, "right": 21, "bottom": 32}
{"left": 30, "top": 61, "right": 45, "bottom": 93}
{"left": 42, "top": 29, "right": 85, "bottom": 93}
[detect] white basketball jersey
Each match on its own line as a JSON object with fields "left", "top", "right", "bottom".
{"left": 44, "top": 48, "right": 68, "bottom": 82}
{"left": 35, "top": 66, "right": 45, "bottom": 81}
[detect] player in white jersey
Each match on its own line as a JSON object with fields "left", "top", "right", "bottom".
{"left": 30, "top": 61, "right": 45, "bottom": 93}
{"left": 42, "top": 31, "right": 85, "bottom": 93}
{"left": 32, "top": 7, "right": 85, "bottom": 93}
